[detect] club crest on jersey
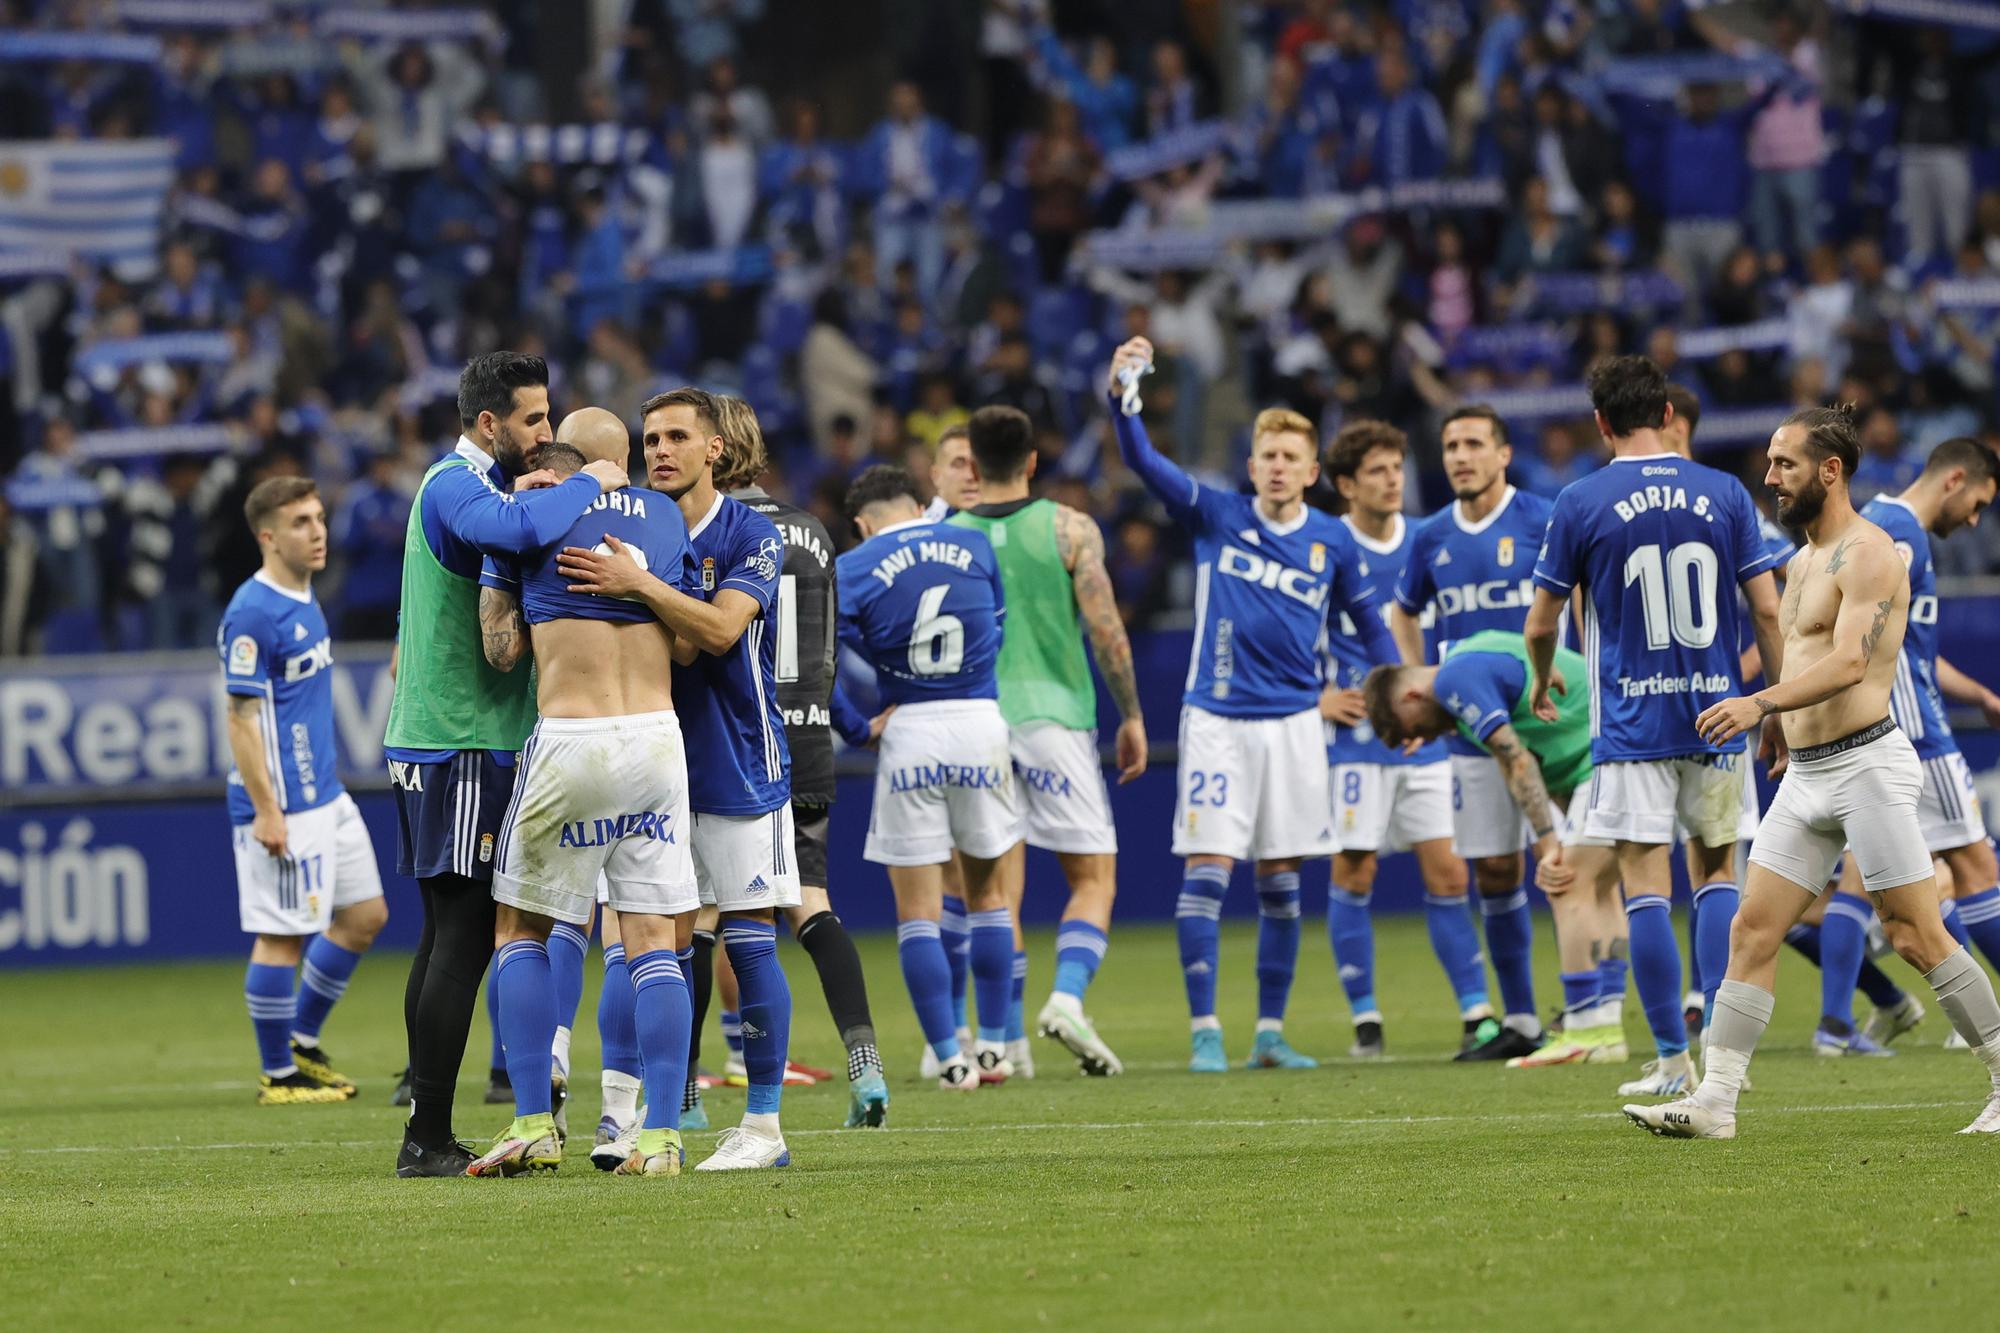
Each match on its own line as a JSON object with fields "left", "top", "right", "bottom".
{"left": 1310, "top": 542, "right": 1326, "bottom": 572}
{"left": 479, "top": 833, "right": 494, "bottom": 863}
{"left": 1497, "top": 536, "right": 1515, "bottom": 567}
{"left": 701, "top": 557, "right": 716, "bottom": 591}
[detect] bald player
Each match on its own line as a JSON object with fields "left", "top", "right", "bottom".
{"left": 468, "top": 406, "right": 704, "bottom": 1177}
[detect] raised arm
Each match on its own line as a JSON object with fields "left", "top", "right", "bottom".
{"left": 1106, "top": 336, "right": 1200, "bottom": 521}
{"left": 1698, "top": 539, "right": 1903, "bottom": 745}
{"left": 1058, "top": 504, "right": 1147, "bottom": 782}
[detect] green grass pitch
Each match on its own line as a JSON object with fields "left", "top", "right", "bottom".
{"left": 6, "top": 915, "right": 1999, "bottom": 1331}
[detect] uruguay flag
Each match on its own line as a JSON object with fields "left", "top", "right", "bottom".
{"left": 0, "top": 139, "right": 175, "bottom": 266}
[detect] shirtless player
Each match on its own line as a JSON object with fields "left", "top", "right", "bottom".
{"left": 1625, "top": 406, "right": 2000, "bottom": 1140}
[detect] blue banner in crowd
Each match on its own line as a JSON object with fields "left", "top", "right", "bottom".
{"left": 72, "top": 424, "right": 235, "bottom": 461}
{"left": 0, "top": 139, "right": 175, "bottom": 266}
{"left": 1841, "top": 0, "right": 2000, "bottom": 33}
{"left": 1105, "top": 120, "right": 1233, "bottom": 183}
{"left": 457, "top": 123, "right": 654, "bottom": 167}
{"left": 1675, "top": 319, "right": 1791, "bottom": 360}
{"left": 112, "top": 0, "right": 273, "bottom": 28}
{"left": 0, "top": 32, "right": 163, "bottom": 63}
{"left": 647, "top": 245, "right": 774, "bottom": 291}
{"left": 72, "top": 332, "right": 236, "bottom": 378}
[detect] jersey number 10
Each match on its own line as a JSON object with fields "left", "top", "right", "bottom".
{"left": 1623, "top": 541, "right": 1719, "bottom": 650}
{"left": 908, "top": 584, "right": 965, "bottom": 677}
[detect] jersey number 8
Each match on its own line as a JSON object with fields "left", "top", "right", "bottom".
{"left": 907, "top": 584, "right": 965, "bottom": 677}
{"left": 1623, "top": 540, "right": 1719, "bottom": 650}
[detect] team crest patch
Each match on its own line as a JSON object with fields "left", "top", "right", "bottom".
{"left": 228, "top": 635, "right": 258, "bottom": 674}
{"left": 701, "top": 556, "right": 716, "bottom": 592}
{"left": 479, "top": 833, "right": 494, "bottom": 864}
{"left": 1497, "top": 536, "right": 1515, "bottom": 567}
{"left": 1309, "top": 542, "right": 1326, "bottom": 572}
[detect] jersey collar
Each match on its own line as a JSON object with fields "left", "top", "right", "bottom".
{"left": 1609, "top": 452, "right": 1682, "bottom": 464}
{"left": 687, "top": 491, "right": 727, "bottom": 541}
{"left": 1874, "top": 494, "right": 1919, "bottom": 518}
{"left": 454, "top": 434, "right": 499, "bottom": 478}
{"left": 253, "top": 569, "right": 313, "bottom": 604}
{"left": 1451, "top": 485, "right": 1516, "bottom": 535}
{"left": 1252, "top": 497, "right": 1309, "bottom": 536}
{"left": 1342, "top": 512, "right": 1405, "bottom": 555}
{"left": 874, "top": 516, "right": 931, "bottom": 537}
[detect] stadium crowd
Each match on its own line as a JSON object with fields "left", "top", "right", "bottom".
{"left": 5, "top": 0, "right": 2000, "bottom": 659}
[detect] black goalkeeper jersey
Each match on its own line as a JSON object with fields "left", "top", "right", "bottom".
{"left": 731, "top": 487, "right": 837, "bottom": 804}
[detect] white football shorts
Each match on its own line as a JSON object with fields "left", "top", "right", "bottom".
{"left": 235, "top": 792, "right": 382, "bottom": 936}
{"left": 865, "top": 698, "right": 1024, "bottom": 865}
{"left": 1448, "top": 751, "right": 1532, "bottom": 860}
{"left": 1012, "top": 721, "right": 1117, "bottom": 855}
{"left": 693, "top": 803, "right": 803, "bottom": 912}
{"left": 1330, "top": 759, "right": 1453, "bottom": 855}
{"left": 1749, "top": 722, "right": 1931, "bottom": 895}
{"left": 1918, "top": 750, "right": 1988, "bottom": 853}
{"left": 1584, "top": 751, "right": 1748, "bottom": 849}
{"left": 1174, "top": 705, "right": 1334, "bottom": 862}
{"left": 492, "top": 711, "right": 698, "bottom": 925}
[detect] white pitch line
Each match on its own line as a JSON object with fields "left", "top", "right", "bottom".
{"left": 0, "top": 1101, "right": 1970, "bottom": 1157}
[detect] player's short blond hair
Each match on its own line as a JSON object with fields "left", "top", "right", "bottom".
{"left": 1251, "top": 406, "right": 1316, "bottom": 445}
{"left": 712, "top": 395, "right": 769, "bottom": 491}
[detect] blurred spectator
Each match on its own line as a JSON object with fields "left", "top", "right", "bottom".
{"left": 1023, "top": 98, "right": 1102, "bottom": 283}
{"left": 1693, "top": 4, "right": 1826, "bottom": 266}
{"left": 344, "top": 40, "right": 486, "bottom": 178}
{"left": 15, "top": 418, "right": 110, "bottom": 651}
{"left": 1144, "top": 41, "right": 1202, "bottom": 138}
{"left": 333, "top": 450, "right": 410, "bottom": 640}
{"left": 761, "top": 100, "right": 845, "bottom": 258}
{"left": 690, "top": 57, "right": 775, "bottom": 147}
{"left": 1108, "top": 513, "right": 1172, "bottom": 624}
{"left": 858, "top": 81, "right": 960, "bottom": 295}
{"left": 906, "top": 374, "right": 968, "bottom": 447}
{"left": 1495, "top": 177, "right": 1587, "bottom": 288}
{"left": 698, "top": 106, "right": 760, "bottom": 249}
{"left": 668, "top": 0, "right": 767, "bottom": 71}
{"left": 802, "top": 293, "right": 880, "bottom": 448}
{"left": 1865, "top": 24, "right": 2000, "bottom": 269}
{"left": 1708, "top": 246, "right": 1771, "bottom": 326}
{"left": 1350, "top": 47, "right": 1446, "bottom": 187}
{"left": 972, "top": 335, "right": 1057, "bottom": 434}
{"left": 1030, "top": 27, "right": 1136, "bottom": 153}
{"left": 1851, "top": 405, "right": 1923, "bottom": 504}
{"left": 1625, "top": 79, "right": 1760, "bottom": 303}
{"left": 1321, "top": 215, "right": 1401, "bottom": 341}
{"left": 1518, "top": 422, "right": 1596, "bottom": 498}
{"left": 123, "top": 452, "right": 215, "bottom": 650}
{"left": 0, "top": 489, "right": 51, "bottom": 657}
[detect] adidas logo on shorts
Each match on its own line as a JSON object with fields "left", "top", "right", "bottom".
{"left": 745, "top": 875, "right": 770, "bottom": 896}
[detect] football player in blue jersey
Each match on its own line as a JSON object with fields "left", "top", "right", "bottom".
{"left": 462, "top": 414, "right": 704, "bottom": 1178}
{"left": 836, "top": 464, "right": 1024, "bottom": 1093}
{"left": 558, "top": 387, "right": 802, "bottom": 1170}
{"left": 1108, "top": 337, "right": 1399, "bottom": 1073}
{"left": 1318, "top": 420, "right": 1492, "bottom": 1058}
{"left": 1525, "top": 356, "right": 1788, "bottom": 1095}
{"left": 1847, "top": 438, "right": 2000, "bottom": 1049}
{"left": 1389, "top": 406, "right": 1555, "bottom": 1061}
{"left": 221, "top": 477, "right": 389, "bottom": 1105}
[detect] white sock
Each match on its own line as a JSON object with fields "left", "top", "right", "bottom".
{"left": 1461, "top": 1002, "right": 1494, "bottom": 1022}
{"left": 1044, "top": 991, "right": 1082, "bottom": 1016}
{"left": 1696, "top": 1048, "right": 1749, "bottom": 1115}
{"left": 1352, "top": 1010, "right": 1383, "bottom": 1027}
{"left": 1599, "top": 996, "right": 1624, "bottom": 1028}
{"left": 551, "top": 1026, "right": 572, "bottom": 1079}
{"left": 601, "top": 1070, "right": 640, "bottom": 1122}
{"left": 1503, "top": 1012, "right": 1542, "bottom": 1039}
{"left": 1191, "top": 1015, "right": 1222, "bottom": 1033}
{"left": 741, "top": 1110, "right": 781, "bottom": 1139}
{"left": 1255, "top": 1017, "right": 1284, "bottom": 1035}
{"left": 1976, "top": 1040, "right": 2000, "bottom": 1092}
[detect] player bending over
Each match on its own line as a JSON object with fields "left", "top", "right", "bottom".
{"left": 1628, "top": 407, "right": 2000, "bottom": 1139}
{"left": 951, "top": 405, "right": 1146, "bottom": 1077}
{"left": 466, "top": 415, "right": 701, "bottom": 1178}
{"left": 1364, "top": 634, "right": 1626, "bottom": 1061}
{"left": 221, "top": 477, "right": 388, "bottom": 1105}
{"left": 1318, "top": 420, "right": 1490, "bottom": 1058}
{"left": 836, "top": 464, "right": 1025, "bottom": 1091}
{"left": 1524, "top": 356, "right": 1785, "bottom": 1096}
{"left": 1109, "top": 336, "right": 1397, "bottom": 1072}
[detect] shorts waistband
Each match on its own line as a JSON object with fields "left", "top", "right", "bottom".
{"left": 888, "top": 698, "right": 1001, "bottom": 718}
{"left": 1790, "top": 717, "right": 1896, "bottom": 765}
{"left": 532, "top": 709, "right": 680, "bottom": 736}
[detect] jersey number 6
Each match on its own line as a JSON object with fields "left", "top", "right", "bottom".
{"left": 907, "top": 584, "right": 965, "bottom": 677}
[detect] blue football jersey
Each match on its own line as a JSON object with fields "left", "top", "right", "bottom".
{"left": 479, "top": 486, "right": 699, "bottom": 625}
{"left": 672, "top": 494, "right": 791, "bottom": 816}
{"left": 1394, "top": 486, "right": 1552, "bottom": 754}
{"left": 836, "top": 517, "right": 1004, "bottom": 706}
{"left": 1323, "top": 513, "right": 1444, "bottom": 766}
{"left": 1167, "top": 489, "right": 1382, "bottom": 720}
{"left": 1532, "top": 453, "right": 1785, "bottom": 762}
{"left": 218, "top": 572, "right": 342, "bottom": 823}
{"left": 1863, "top": 495, "right": 1955, "bottom": 760}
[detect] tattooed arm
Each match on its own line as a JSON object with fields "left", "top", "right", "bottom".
{"left": 1484, "top": 723, "right": 1557, "bottom": 840}
{"left": 479, "top": 586, "right": 530, "bottom": 672}
{"left": 1058, "top": 504, "right": 1148, "bottom": 782}
{"left": 224, "top": 694, "right": 287, "bottom": 856}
